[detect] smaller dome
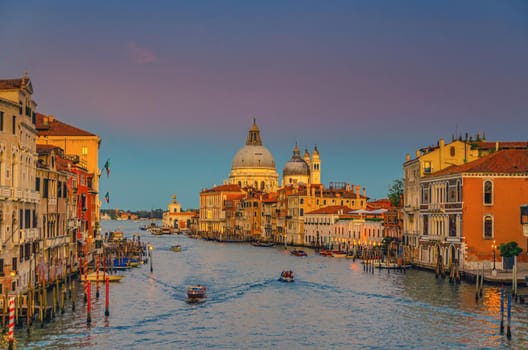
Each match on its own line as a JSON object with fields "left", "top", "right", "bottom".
{"left": 283, "top": 143, "right": 310, "bottom": 176}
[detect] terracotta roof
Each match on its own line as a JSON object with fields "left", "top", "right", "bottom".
{"left": 429, "top": 149, "right": 528, "bottom": 177}
{"left": 306, "top": 205, "right": 351, "bottom": 215}
{"left": 36, "top": 113, "right": 96, "bottom": 137}
{"left": 472, "top": 141, "right": 528, "bottom": 150}
{"left": 202, "top": 184, "right": 242, "bottom": 193}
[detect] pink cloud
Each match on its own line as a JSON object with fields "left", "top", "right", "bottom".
{"left": 128, "top": 41, "right": 157, "bottom": 64}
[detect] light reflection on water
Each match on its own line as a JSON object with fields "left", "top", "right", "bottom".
{"left": 14, "top": 221, "right": 528, "bottom": 349}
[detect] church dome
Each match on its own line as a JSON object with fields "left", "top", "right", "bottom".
{"left": 231, "top": 119, "right": 276, "bottom": 170}
{"left": 232, "top": 145, "right": 276, "bottom": 169}
{"left": 283, "top": 143, "right": 310, "bottom": 176}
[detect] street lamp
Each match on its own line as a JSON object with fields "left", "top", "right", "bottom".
{"left": 491, "top": 240, "right": 497, "bottom": 276}
{"left": 149, "top": 244, "right": 153, "bottom": 273}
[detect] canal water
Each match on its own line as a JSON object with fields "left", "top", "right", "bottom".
{"left": 13, "top": 220, "right": 528, "bottom": 349}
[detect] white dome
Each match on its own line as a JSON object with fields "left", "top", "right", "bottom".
{"left": 232, "top": 145, "right": 276, "bottom": 169}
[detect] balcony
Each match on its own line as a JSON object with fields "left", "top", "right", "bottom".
{"left": 0, "top": 186, "right": 10, "bottom": 199}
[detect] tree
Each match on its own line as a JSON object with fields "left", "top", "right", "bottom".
{"left": 387, "top": 179, "right": 404, "bottom": 207}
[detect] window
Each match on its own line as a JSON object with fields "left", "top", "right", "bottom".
{"left": 12, "top": 115, "right": 16, "bottom": 134}
{"left": 43, "top": 179, "right": 49, "bottom": 198}
{"left": 484, "top": 180, "right": 493, "bottom": 205}
{"left": 35, "top": 177, "right": 40, "bottom": 191}
{"left": 423, "top": 161, "right": 432, "bottom": 174}
{"left": 423, "top": 216, "right": 428, "bottom": 235}
{"left": 450, "top": 147, "right": 455, "bottom": 157}
{"left": 0, "top": 111, "right": 3, "bottom": 131}
{"left": 81, "top": 146, "right": 88, "bottom": 155}
{"left": 449, "top": 215, "right": 456, "bottom": 237}
{"left": 484, "top": 216, "right": 493, "bottom": 239}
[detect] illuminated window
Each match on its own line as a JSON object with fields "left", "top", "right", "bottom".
{"left": 81, "top": 147, "right": 88, "bottom": 155}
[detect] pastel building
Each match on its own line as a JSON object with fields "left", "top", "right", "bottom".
{"left": 162, "top": 194, "right": 195, "bottom": 230}
{"left": 417, "top": 148, "right": 528, "bottom": 270}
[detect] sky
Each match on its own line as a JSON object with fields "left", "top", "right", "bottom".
{"left": 1, "top": 1, "right": 527, "bottom": 210}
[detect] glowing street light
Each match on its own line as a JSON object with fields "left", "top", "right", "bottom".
{"left": 491, "top": 240, "right": 497, "bottom": 276}
{"left": 149, "top": 244, "right": 153, "bottom": 273}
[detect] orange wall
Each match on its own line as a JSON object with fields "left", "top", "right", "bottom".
{"left": 463, "top": 177, "right": 528, "bottom": 263}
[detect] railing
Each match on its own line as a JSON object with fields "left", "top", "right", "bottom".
{"left": 0, "top": 186, "right": 10, "bottom": 198}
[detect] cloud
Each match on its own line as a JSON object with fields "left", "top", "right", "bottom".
{"left": 128, "top": 41, "right": 158, "bottom": 64}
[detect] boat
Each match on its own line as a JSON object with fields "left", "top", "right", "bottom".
{"left": 186, "top": 285, "right": 207, "bottom": 303}
{"left": 290, "top": 249, "right": 307, "bottom": 257}
{"left": 362, "top": 259, "right": 412, "bottom": 270}
{"left": 83, "top": 272, "right": 124, "bottom": 282}
{"left": 171, "top": 245, "right": 182, "bottom": 252}
{"left": 319, "top": 249, "right": 333, "bottom": 256}
{"left": 252, "top": 241, "right": 275, "bottom": 247}
{"left": 331, "top": 251, "right": 347, "bottom": 258}
{"left": 279, "top": 270, "right": 294, "bottom": 282}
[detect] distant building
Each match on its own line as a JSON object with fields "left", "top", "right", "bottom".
{"left": 162, "top": 194, "right": 195, "bottom": 230}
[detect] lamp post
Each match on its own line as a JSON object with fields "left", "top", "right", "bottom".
{"left": 149, "top": 244, "right": 153, "bottom": 273}
{"left": 491, "top": 240, "right": 497, "bottom": 276}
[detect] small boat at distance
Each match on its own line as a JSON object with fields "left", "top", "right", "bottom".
{"left": 171, "top": 245, "right": 182, "bottom": 252}
{"left": 279, "top": 270, "right": 294, "bottom": 282}
{"left": 331, "top": 251, "right": 347, "bottom": 258}
{"left": 83, "top": 272, "right": 124, "bottom": 282}
{"left": 290, "top": 249, "right": 307, "bottom": 257}
{"left": 252, "top": 241, "right": 275, "bottom": 247}
{"left": 319, "top": 249, "right": 333, "bottom": 256}
{"left": 187, "top": 285, "right": 207, "bottom": 303}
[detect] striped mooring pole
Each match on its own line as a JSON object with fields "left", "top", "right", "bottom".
{"left": 8, "top": 295, "right": 15, "bottom": 350}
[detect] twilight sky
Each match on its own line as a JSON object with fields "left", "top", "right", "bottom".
{"left": 1, "top": 1, "right": 527, "bottom": 210}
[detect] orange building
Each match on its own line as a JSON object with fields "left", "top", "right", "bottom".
{"left": 419, "top": 149, "right": 528, "bottom": 270}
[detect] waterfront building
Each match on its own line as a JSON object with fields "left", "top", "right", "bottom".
{"left": 162, "top": 194, "right": 195, "bottom": 230}
{"left": 304, "top": 206, "right": 385, "bottom": 252}
{"left": 35, "top": 145, "right": 71, "bottom": 284}
{"left": 228, "top": 119, "right": 279, "bottom": 192}
{"left": 35, "top": 113, "right": 101, "bottom": 238}
{"left": 199, "top": 184, "right": 245, "bottom": 238}
{"left": 0, "top": 75, "right": 39, "bottom": 294}
{"left": 200, "top": 119, "right": 368, "bottom": 244}
{"left": 417, "top": 148, "right": 528, "bottom": 270}
{"left": 402, "top": 137, "right": 483, "bottom": 262}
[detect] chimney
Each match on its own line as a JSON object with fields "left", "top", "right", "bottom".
{"left": 415, "top": 150, "right": 420, "bottom": 158}
{"left": 48, "top": 115, "right": 55, "bottom": 122}
{"left": 362, "top": 187, "right": 366, "bottom": 197}
{"left": 405, "top": 154, "right": 410, "bottom": 162}
{"left": 356, "top": 185, "right": 360, "bottom": 198}
{"left": 495, "top": 141, "right": 499, "bottom": 151}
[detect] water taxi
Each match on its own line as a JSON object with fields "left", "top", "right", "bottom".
{"left": 187, "top": 285, "right": 207, "bottom": 303}
{"left": 290, "top": 249, "right": 307, "bottom": 257}
{"left": 279, "top": 270, "right": 294, "bottom": 282}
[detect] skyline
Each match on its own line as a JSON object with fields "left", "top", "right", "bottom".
{"left": 1, "top": 1, "right": 527, "bottom": 210}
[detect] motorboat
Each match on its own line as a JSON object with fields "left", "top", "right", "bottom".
{"left": 187, "top": 285, "right": 207, "bottom": 303}
{"left": 319, "top": 249, "right": 333, "bottom": 256}
{"left": 83, "top": 271, "right": 124, "bottom": 282}
{"left": 331, "top": 251, "right": 347, "bottom": 258}
{"left": 171, "top": 245, "right": 182, "bottom": 252}
{"left": 279, "top": 270, "right": 294, "bottom": 282}
{"left": 290, "top": 249, "right": 307, "bottom": 257}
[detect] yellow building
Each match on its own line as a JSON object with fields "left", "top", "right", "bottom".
{"left": 228, "top": 119, "right": 279, "bottom": 191}
{"left": 35, "top": 113, "right": 101, "bottom": 237}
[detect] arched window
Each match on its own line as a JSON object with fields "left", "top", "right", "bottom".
{"left": 484, "top": 180, "right": 493, "bottom": 205}
{"left": 484, "top": 216, "right": 493, "bottom": 239}
{"left": 450, "top": 146, "right": 455, "bottom": 157}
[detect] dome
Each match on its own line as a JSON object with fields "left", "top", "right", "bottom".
{"left": 283, "top": 144, "right": 310, "bottom": 176}
{"left": 232, "top": 145, "right": 276, "bottom": 169}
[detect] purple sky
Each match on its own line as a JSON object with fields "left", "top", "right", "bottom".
{"left": 1, "top": 1, "right": 527, "bottom": 210}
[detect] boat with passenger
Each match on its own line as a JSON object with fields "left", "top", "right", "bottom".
{"left": 170, "top": 245, "right": 182, "bottom": 252}
{"left": 290, "top": 249, "right": 307, "bottom": 257}
{"left": 279, "top": 270, "right": 294, "bottom": 282}
{"left": 318, "top": 249, "right": 333, "bottom": 256}
{"left": 187, "top": 285, "right": 207, "bottom": 303}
